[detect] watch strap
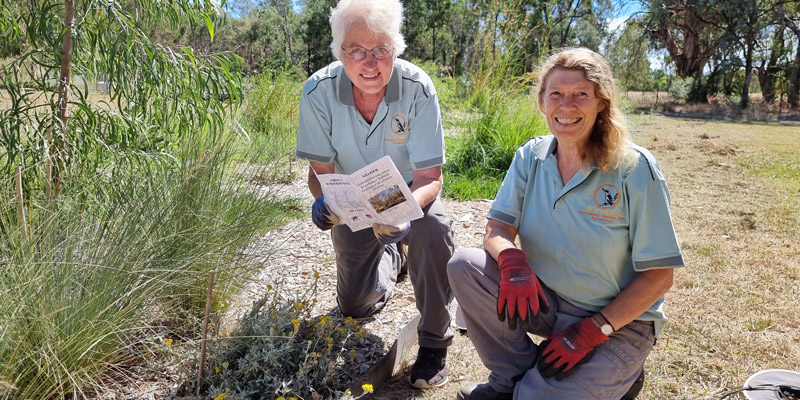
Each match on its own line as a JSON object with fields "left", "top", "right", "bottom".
{"left": 595, "top": 312, "right": 615, "bottom": 334}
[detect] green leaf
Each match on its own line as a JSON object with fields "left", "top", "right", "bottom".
{"left": 203, "top": 12, "right": 214, "bottom": 41}
{"left": 181, "top": 47, "right": 196, "bottom": 67}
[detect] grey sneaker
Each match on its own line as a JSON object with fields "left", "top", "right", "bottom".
{"left": 457, "top": 382, "right": 513, "bottom": 400}
{"left": 409, "top": 346, "right": 448, "bottom": 389}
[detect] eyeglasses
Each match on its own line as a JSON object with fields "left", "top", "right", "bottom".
{"left": 341, "top": 46, "right": 395, "bottom": 61}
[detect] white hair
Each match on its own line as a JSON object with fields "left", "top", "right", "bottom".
{"left": 329, "top": 0, "right": 406, "bottom": 61}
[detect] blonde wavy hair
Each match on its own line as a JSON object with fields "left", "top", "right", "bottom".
{"left": 535, "top": 47, "right": 635, "bottom": 172}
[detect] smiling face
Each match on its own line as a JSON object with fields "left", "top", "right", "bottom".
{"left": 341, "top": 23, "right": 395, "bottom": 100}
{"left": 542, "top": 68, "right": 606, "bottom": 148}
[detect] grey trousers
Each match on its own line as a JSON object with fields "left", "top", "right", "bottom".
{"left": 447, "top": 248, "right": 655, "bottom": 399}
{"left": 331, "top": 197, "right": 455, "bottom": 348}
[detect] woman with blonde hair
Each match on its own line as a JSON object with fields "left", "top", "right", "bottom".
{"left": 448, "top": 47, "right": 684, "bottom": 399}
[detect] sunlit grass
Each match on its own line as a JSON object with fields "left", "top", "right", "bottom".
{"left": 0, "top": 129, "right": 302, "bottom": 398}
{"left": 442, "top": 51, "right": 547, "bottom": 200}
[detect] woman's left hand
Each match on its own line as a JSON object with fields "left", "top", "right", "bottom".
{"left": 536, "top": 317, "right": 609, "bottom": 380}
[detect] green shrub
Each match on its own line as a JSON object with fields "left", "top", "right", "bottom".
{"left": 444, "top": 92, "right": 546, "bottom": 200}
{"left": 199, "top": 277, "right": 370, "bottom": 399}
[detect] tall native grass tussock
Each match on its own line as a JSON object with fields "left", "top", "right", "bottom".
{"left": 0, "top": 126, "right": 302, "bottom": 398}
{"left": 443, "top": 50, "right": 547, "bottom": 200}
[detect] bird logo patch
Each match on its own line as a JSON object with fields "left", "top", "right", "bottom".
{"left": 594, "top": 184, "right": 620, "bottom": 209}
{"left": 390, "top": 113, "right": 408, "bottom": 135}
{"left": 386, "top": 113, "right": 409, "bottom": 144}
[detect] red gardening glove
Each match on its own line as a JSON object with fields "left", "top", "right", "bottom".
{"left": 497, "top": 248, "right": 549, "bottom": 331}
{"left": 536, "top": 317, "right": 609, "bottom": 380}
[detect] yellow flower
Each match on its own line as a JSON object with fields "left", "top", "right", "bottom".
{"left": 213, "top": 393, "right": 227, "bottom": 400}
{"left": 164, "top": 338, "right": 173, "bottom": 346}
{"left": 222, "top": 361, "right": 229, "bottom": 368}
{"left": 292, "top": 319, "right": 300, "bottom": 332}
{"left": 215, "top": 367, "right": 221, "bottom": 373}
{"left": 362, "top": 383, "right": 374, "bottom": 393}
{"left": 277, "top": 397, "right": 285, "bottom": 400}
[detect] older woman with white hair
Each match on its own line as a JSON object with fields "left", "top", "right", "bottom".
{"left": 295, "top": 0, "right": 454, "bottom": 390}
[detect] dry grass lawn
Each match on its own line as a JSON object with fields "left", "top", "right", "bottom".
{"left": 375, "top": 114, "right": 800, "bottom": 400}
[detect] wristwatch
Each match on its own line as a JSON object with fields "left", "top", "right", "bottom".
{"left": 594, "top": 312, "right": 615, "bottom": 336}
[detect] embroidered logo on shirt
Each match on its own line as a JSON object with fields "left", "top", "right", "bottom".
{"left": 578, "top": 184, "right": 625, "bottom": 224}
{"left": 391, "top": 114, "right": 408, "bottom": 135}
{"left": 386, "top": 113, "right": 408, "bottom": 144}
{"left": 594, "top": 184, "right": 620, "bottom": 209}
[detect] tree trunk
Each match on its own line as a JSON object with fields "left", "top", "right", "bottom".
{"left": 757, "top": 66, "right": 776, "bottom": 105}
{"left": 431, "top": 26, "right": 436, "bottom": 63}
{"left": 281, "top": 16, "right": 295, "bottom": 65}
{"left": 51, "top": 0, "right": 74, "bottom": 194}
{"left": 740, "top": 34, "right": 755, "bottom": 109}
{"left": 780, "top": 8, "right": 799, "bottom": 108}
{"left": 789, "top": 48, "right": 800, "bottom": 109}
{"left": 757, "top": 27, "right": 784, "bottom": 105}
{"left": 648, "top": 6, "right": 719, "bottom": 79}
{"left": 688, "top": 70, "right": 712, "bottom": 104}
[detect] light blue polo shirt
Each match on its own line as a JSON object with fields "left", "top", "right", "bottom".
{"left": 488, "top": 135, "right": 684, "bottom": 336}
{"left": 295, "top": 59, "right": 445, "bottom": 184}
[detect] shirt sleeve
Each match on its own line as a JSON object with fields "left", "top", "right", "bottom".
{"left": 295, "top": 80, "right": 336, "bottom": 164}
{"left": 626, "top": 149, "right": 685, "bottom": 271}
{"left": 487, "top": 144, "right": 533, "bottom": 228}
{"left": 407, "top": 91, "right": 445, "bottom": 170}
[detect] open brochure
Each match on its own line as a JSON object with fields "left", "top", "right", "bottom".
{"left": 312, "top": 155, "right": 424, "bottom": 232}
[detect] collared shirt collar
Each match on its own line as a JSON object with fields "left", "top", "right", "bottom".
{"left": 534, "top": 135, "right": 558, "bottom": 160}
{"left": 337, "top": 61, "right": 402, "bottom": 106}
{"left": 535, "top": 135, "right": 599, "bottom": 171}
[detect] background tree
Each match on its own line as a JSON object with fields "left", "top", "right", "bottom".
{"left": 780, "top": 2, "right": 800, "bottom": 108}
{"left": 403, "top": 0, "right": 455, "bottom": 65}
{"left": 643, "top": 0, "right": 726, "bottom": 102}
{"left": 756, "top": 25, "right": 786, "bottom": 105}
{"left": 606, "top": 19, "right": 654, "bottom": 94}
{"left": 302, "top": 0, "right": 337, "bottom": 74}
{"left": 1, "top": 0, "right": 242, "bottom": 195}
{"left": 722, "top": 0, "right": 775, "bottom": 108}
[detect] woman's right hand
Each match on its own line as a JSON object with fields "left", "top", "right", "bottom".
{"left": 496, "top": 248, "right": 550, "bottom": 331}
{"left": 311, "top": 195, "right": 342, "bottom": 230}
